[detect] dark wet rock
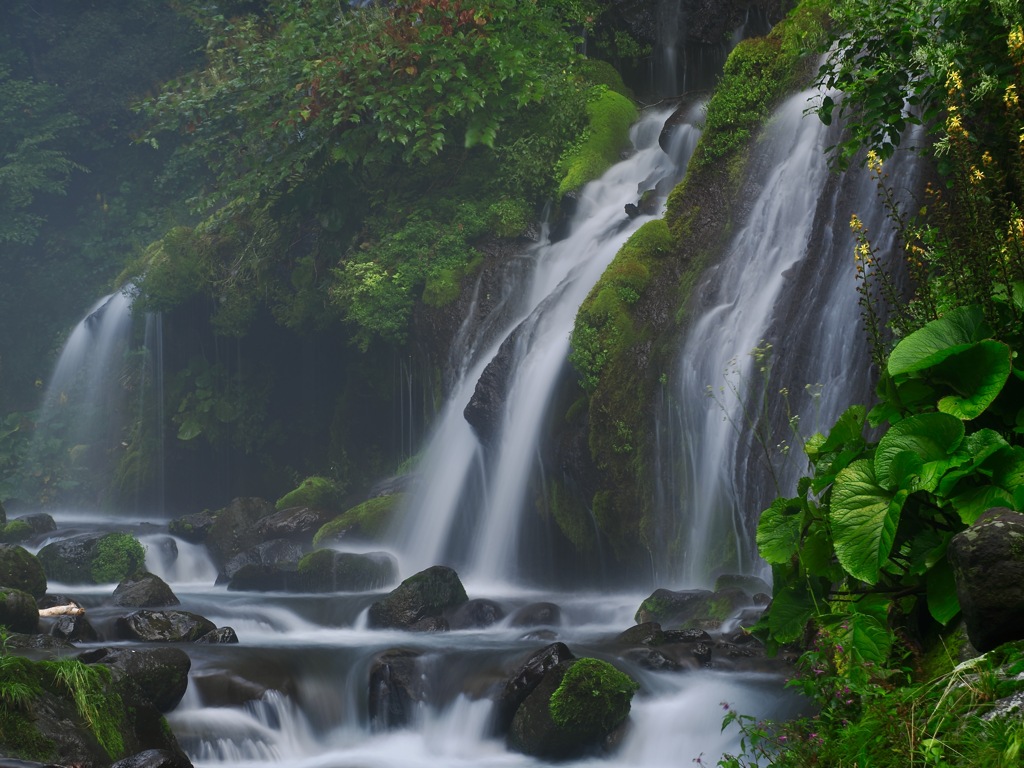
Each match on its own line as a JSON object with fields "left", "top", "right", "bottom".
{"left": 949, "top": 508, "right": 1024, "bottom": 651}
{"left": 625, "top": 647, "right": 682, "bottom": 671}
{"left": 113, "top": 571, "right": 181, "bottom": 608}
{"left": 367, "top": 565, "right": 468, "bottom": 630}
{"left": 614, "top": 621, "right": 665, "bottom": 647}
{"left": 663, "top": 628, "right": 714, "bottom": 644}
{"left": 1, "top": 632, "right": 74, "bottom": 650}
{"left": 225, "top": 562, "right": 295, "bottom": 592}
{"left": 196, "top": 626, "right": 239, "bottom": 644}
{"left": 116, "top": 609, "right": 216, "bottom": 643}
{"left": 13, "top": 512, "right": 57, "bottom": 535}
{"left": 0, "top": 543, "right": 47, "bottom": 598}
{"left": 692, "top": 642, "right": 713, "bottom": 664}
{"left": 494, "top": 642, "right": 576, "bottom": 735}
{"left": 296, "top": 549, "right": 398, "bottom": 593}
{"left": 507, "top": 657, "right": 637, "bottom": 759}
{"left": 509, "top": 602, "right": 561, "bottom": 628}
{"left": 520, "top": 628, "right": 559, "bottom": 642}
{"left": 255, "top": 506, "right": 334, "bottom": 542}
{"left": 624, "top": 202, "right": 640, "bottom": 217}
{"left": 50, "top": 613, "right": 99, "bottom": 642}
{"left": 464, "top": 325, "right": 522, "bottom": 448}
{"left": 167, "top": 509, "right": 218, "bottom": 544}
{"left": 220, "top": 539, "right": 304, "bottom": 583}
{"left": 408, "top": 616, "right": 450, "bottom": 632}
{"left": 368, "top": 648, "right": 428, "bottom": 730}
{"left": 448, "top": 598, "right": 506, "bottom": 629}
{"left": 0, "top": 586, "right": 38, "bottom": 633}
{"left": 636, "top": 587, "right": 751, "bottom": 629}
{"left": 204, "top": 497, "right": 276, "bottom": 566}
{"left": 147, "top": 536, "right": 180, "bottom": 573}
{"left": 109, "top": 749, "right": 194, "bottom": 768}
{"left": 192, "top": 671, "right": 269, "bottom": 707}
{"left": 79, "top": 646, "right": 191, "bottom": 713}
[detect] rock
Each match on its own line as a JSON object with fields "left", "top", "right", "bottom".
{"left": 113, "top": 572, "right": 181, "bottom": 608}
{"left": 0, "top": 586, "right": 38, "bottom": 633}
{"left": 0, "top": 543, "right": 47, "bottom": 598}
{"left": 949, "top": 508, "right": 1024, "bottom": 651}
{"left": 116, "top": 610, "right": 217, "bottom": 643}
{"left": 714, "top": 574, "right": 772, "bottom": 598}
{"left": 219, "top": 539, "right": 304, "bottom": 583}
{"left": 36, "top": 532, "right": 145, "bottom": 585}
{"left": 507, "top": 657, "right": 638, "bottom": 759}
{"left": 109, "top": 749, "right": 194, "bottom": 768}
{"left": 634, "top": 587, "right": 749, "bottom": 628}
{"left": 692, "top": 642, "right": 713, "bottom": 664}
{"left": 191, "top": 671, "right": 269, "bottom": 707}
{"left": 464, "top": 326, "right": 521, "bottom": 447}
{"left": 196, "top": 627, "right": 239, "bottom": 644}
{"left": 509, "top": 602, "right": 561, "bottom": 628}
{"left": 624, "top": 647, "right": 682, "bottom": 671}
{"left": 295, "top": 550, "right": 398, "bottom": 592}
{"left": 493, "top": 642, "right": 576, "bottom": 734}
{"left": 368, "top": 648, "right": 428, "bottom": 730}
{"left": 225, "top": 563, "right": 295, "bottom": 591}
{"left": 367, "top": 565, "right": 468, "bottom": 630}
{"left": 624, "top": 202, "right": 641, "bottom": 217}
{"left": 448, "top": 598, "right": 506, "bottom": 629}
{"left": 663, "top": 628, "right": 713, "bottom": 644}
{"left": 614, "top": 621, "right": 665, "bottom": 647}
{"left": 255, "top": 506, "right": 334, "bottom": 542}
{"left": 0, "top": 498, "right": 5, "bottom": 525}
{"left": 204, "top": 497, "right": 276, "bottom": 566}
{"left": 51, "top": 613, "right": 99, "bottom": 642}
{"left": 79, "top": 646, "right": 191, "bottom": 713}
{"left": 13, "top": 512, "right": 57, "bottom": 535}
{"left": 167, "top": 509, "right": 218, "bottom": 544}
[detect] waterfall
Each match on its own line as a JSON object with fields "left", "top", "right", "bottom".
{"left": 395, "top": 105, "right": 701, "bottom": 587}
{"left": 658, "top": 92, "right": 923, "bottom": 586}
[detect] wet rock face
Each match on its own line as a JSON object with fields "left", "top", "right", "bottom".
{"left": 493, "top": 642, "right": 576, "bottom": 735}
{"left": 115, "top": 609, "right": 217, "bottom": 643}
{"left": 368, "top": 649, "right": 428, "bottom": 730}
{"left": 113, "top": 572, "right": 181, "bottom": 608}
{"left": 204, "top": 497, "right": 276, "bottom": 566}
{"left": 949, "top": 508, "right": 1024, "bottom": 652}
{"left": 0, "top": 543, "right": 48, "bottom": 598}
{"left": 366, "top": 565, "right": 469, "bottom": 630}
{"left": 464, "top": 323, "right": 521, "bottom": 447}
{"left": 0, "top": 586, "right": 38, "bottom": 633}
{"left": 79, "top": 646, "right": 192, "bottom": 713}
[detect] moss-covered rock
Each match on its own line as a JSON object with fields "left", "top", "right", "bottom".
{"left": 556, "top": 87, "right": 639, "bottom": 198}
{"left": 0, "top": 519, "right": 32, "bottom": 543}
{"left": 366, "top": 565, "right": 468, "bottom": 630}
{"left": 0, "top": 543, "right": 47, "bottom": 597}
{"left": 0, "top": 586, "right": 38, "bottom": 633}
{"left": 36, "top": 532, "right": 145, "bottom": 585}
{"left": 205, "top": 497, "right": 276, "bottom": 566}
{"left": 296, "top": 549, "right": 398, "bottom": 592}
{"left": 507, "top": 657, "right": 638, "bottom": 758}
{"left": 275, "top": 476, "right": 343, "bottom": 512}
{"left": 312, "top": 493, "right": 404, "bottom": 546}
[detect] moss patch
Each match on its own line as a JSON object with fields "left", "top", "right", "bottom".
{"left": 312, "top": 493, "right": 404, "bottom": 546}
{"left": 549, "top": 658, "right": 638, "bottom": 734}
{"left": 556, "top": 88, "right": 638, "bottom": 197}
{"left": 91, "top": 533, "right": 146, "bottom": 584}
{"left": 275, "top": 476, "right": 343, "bottom": 512}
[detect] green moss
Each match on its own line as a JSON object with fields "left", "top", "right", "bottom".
{"left": 45, "top": 659, "right": 126, "bottom": 759}
{"left": 275, "top": 476, "right": 343, "bottom": 512}
{"left": 91, "top": 533, "right": 146, "bottom": 584}
{"left": 549, "top": 658, "right": 638, "bottom": 733}
{"left": 577, "top": 58, "right": 633, "bottom": 100}
{"left": 548, "top": 480, "right": 597, "bottom": 554}
{"left": 556, "top": 88, "right": 638, "bottom": 197}
{"left": 312, "top": 493, "right": 404, "bottom": 546}
{"left": 0, "top": 520, "right": 31, "bottom": 543}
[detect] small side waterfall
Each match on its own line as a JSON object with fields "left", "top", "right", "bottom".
{"left": 658, "top": 93, "right": 923, "bottom": 586}
{"left": 396, "top": 106, "right": 702, "bottom": 586}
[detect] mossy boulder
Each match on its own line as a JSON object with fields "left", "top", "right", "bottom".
{"left": 167, "top": 508, "right": 218, "bottom": 543}
{"left": 275, "top": 476, "right": 343, "bottom": 512}
{"left": 556, "top": 87, "right": 639, "bottom": 198}
{"left": 366, "top": 565, "right": 468, "bottom": 630}
{"left": 296, "top": 549, "right": 398, "bottom": 592}
{"left": 255, "top": 505, "right": 334, "bottom": 543}
{"left": 313, "top": 494, "right": 404, "bottom": 546}
{"left": 494, "top": 642, "right": 576, "bottom": 734}
{"left": 79, "top": 647, "right": 191, "bottom": 714}
{"left": 0, "top": 586, "right": 39, "bottom": 633}
{"left": 36, "top": 532, "right": 146, "bottom": 585}
{"left": 635, "top": 587, "right": 751, "bottom": 629}
{"left": 1, "top": 519, "right": 33, "bottom": 543}
{"left": 205, "top": 497, "right": 276, "bottom": 566}
{"left": 0, "top": 543, "right": 47, "bottom": 597}
{"left": 507, "top": 657, "right": 638, "bottom": 758}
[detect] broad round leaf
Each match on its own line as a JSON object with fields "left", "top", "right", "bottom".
{"left": 830, "top": 460, "right": 904, "bottom": 584}
{"left": 757, "top": 497, "right": 803, "bottom": 565}
{"left": 887, "top": 305, "right": 989, "bottom": 376}
{"left": 874, "top": 412, "right": 964, "bottom": 490}
{"left": 926, "top": 558, "right": 960, "bottom": 626}
{"left": 935, "top": 341, "right": 1012, "bottom": 420}
{"left": 766, "top": 582, "right": 816, "bottom": 643}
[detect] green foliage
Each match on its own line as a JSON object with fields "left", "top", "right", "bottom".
{"left": 276, "top": 476, "right": 343, "bottom": 511}
{"left": 91, "top": 533, "right": 146, "bottom": 584}
{"left": 556, "top": 87, "right": 637, "bottom": 197}
{"left": 47, "top": 659, "right": 125, "bottom": 759}
{"left": 549, "top": 658, "right": 638, "bottom": 733}
{"left": 756, "top": 305, "right": 1024, "bottom": 664}
{"left": 171, "top": 357, "right": 271, "bottom": 452}
{"left": 0, "top": 521, "right": 31, "bottom": 544}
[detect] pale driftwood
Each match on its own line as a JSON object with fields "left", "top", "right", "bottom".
{"left": 38, "top": 604, "right": 85, "bottom": 617}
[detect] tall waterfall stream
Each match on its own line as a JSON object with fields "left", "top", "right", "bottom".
{"left": 17, "top": 87, "right": 922, "bottom": 765}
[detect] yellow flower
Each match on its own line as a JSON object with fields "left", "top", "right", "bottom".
{"left": 946, "top": 113, "right": 963, "bottom": 134}
{"left": 982, "top": 151, "right": 994, "bottom": 166}
{"left": 1010, "top": 26, "right": 1024, "bottom": 59}
{"left": 970, "top": 166, "right": 984, "bottom": 184}
{"left": 946, "top": 69, "right": 963, "bottom": 93}
{"left": 850, "top": 214, "right": 863, "bottom": 232}
{"left": 1007, "top": 84, "right": 1020, "bottom": 108}
{"left": 866, "top": 150, "right": 883, "bottom": 174}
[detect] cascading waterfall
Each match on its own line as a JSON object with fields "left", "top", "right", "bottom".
{"left": 659, "top": 92, "right": 923, "bottom": 586}
{"left": 396, "top": 105, "right": 701, "bottom": 586}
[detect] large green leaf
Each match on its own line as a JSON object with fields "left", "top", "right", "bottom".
{"left": 766, "top": 582, "right": 817, "bottom": 643}
{"left": 926, "top": 558, "right": 961, "bottom": 625}
{"left": 936, "top": 429, "right": 1011, "bottom": 497}
{"left": 873, "top": 412, "right": 964, "bottom": 491}
{"left": 934, "top": 341, "right": 1012, "bottom": 420}
{"left": 756, "top": 497, "right": 803, "bottom": 565}
{"left": 830, "top": 460, "right": 904, "bottom": 584}
{"left": 822, "top": 609, "right": 893, "bottom": 666}
{"left": 951, "top": 484, "right": 1015, "bottom": 525}
{"left": 888, "top": 305, "right": 989, "bottom": 376}
{"left": 812, "top": 405, "right": 867, "bottom": 455}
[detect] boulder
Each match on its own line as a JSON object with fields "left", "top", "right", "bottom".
{"left": 493, "top": 642, "right": 576, "bottom": 734}
{"left": 14, "top": 512, "right": 57, "bottom": 535}
{"left": 113, "top": 572, "right": 181, "bottom": 608}
{"left": 464, "top": 325, "right": 521, "bottom": 447}
{"left": 36, "top": 532, "right": 145, "bottom": 585}
{"left": 79, "top": 647, "right": 191, "bottom": 713}
{"left": 948, "top": 508, "right": 1024, "bottom": 651}
{"left": 0, "top": 586, "right": 38, "bottom": 633}
{"left": 507, "top": 657, "right": 638, "bottom": 759}
{"left": 196, "top": 626, "right": 239, "bottom": 644}
{"left": 295, "top": 550, "right": 398, "bottom": 592}
{"left": 255, "top": 506, "right": 333, "bottom": 542}
{"left": 614, "top": 621, "right": 665, "bottom": 647}
{"left": 50, "top": 613, "right": 98, "bottom": 643}
{"left": 0, "top": 543, "right": 47, "bottom": 598}
{"left": 448, "top": 598, "right": 506, "bottom": 629}
{"left": 368, "top": 648, "right": 428, "bottom": 730}
{"left": 366, "top": 565, "right": 468, "bottom": 630}
{"left": 116, "top": 610, "right": 216, "bottom": 643}
{"left": 204, "top": 497, "right": 276, "bottom": 566}
{"left": 109, "top": 749, "right": 194, "bottom": 768}
{"left": 635, "top": 588, "right": 744, "bottom": 627}
{"left": 509, "top": 602, "right": 562, "bottom": 628}
{"left": 219, "top": 539, "right": 304, "bottom": 583}
{"left": 225, "top": 563, "right": 296, "bottom": 592}
{"left": 167, "top": 509, "right": 218, "bottom": 544}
